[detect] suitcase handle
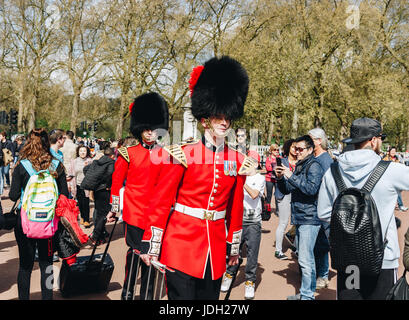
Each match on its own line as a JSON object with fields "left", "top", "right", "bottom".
{"left": 88, "top": 217, "right": 118, "bottom": 266}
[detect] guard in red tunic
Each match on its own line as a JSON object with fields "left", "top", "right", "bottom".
{"left": 140, "top": 56, "right": 255, "bottom": 299}
{"left": 107, "top": 92, "right": 169, "bottom": 300}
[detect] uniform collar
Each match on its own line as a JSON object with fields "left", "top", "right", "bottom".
{"left": 141, "top": 140, "right": 156, "bottom": 150}
{"left": 202, "top": 136, "right": 225, "bottom": 153}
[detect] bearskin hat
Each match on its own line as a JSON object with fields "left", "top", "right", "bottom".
{"left": 129, "top": 92, "right": 169, "bottom": 139}
{"left": 189, "top": 56, "right": 249, "bottom": 121}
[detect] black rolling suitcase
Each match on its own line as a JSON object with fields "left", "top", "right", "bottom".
{"left": 59, "top": 217, "right": 118, "bottom": 298}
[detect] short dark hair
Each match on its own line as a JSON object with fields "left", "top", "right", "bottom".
{"left": 295, "top": 135, "right": 315, "bottom": 150}
{"left": 65, "top": 130, "right": 74, "bottom": 140}
{"left": 99, "top": 141, "right": 110, "bottom": 150}
{"left": 0, "top": 131, "right": 6, "bottom": 138}
{"left": 76, "top": 145, "right": 91, "bottom": 158}
{"left": 49, "top": 129, "right": 65, "bottom": 144}
{"left": 236, "top": 128, "right": 246, "bottom": 135}
{"left": 282, "top": 139, "right": 295, "bottom": 157}
{"left": 104, "top": 147, "right": 115, "bottom": 157}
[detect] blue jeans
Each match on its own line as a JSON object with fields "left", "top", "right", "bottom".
{"left": 296, "top": 224, "right": 321, "bottom": 300}
{"left": 1, "top": 164, "right": 10, "bottom": 185}
{"left": 397, "top": 192, "right": 404, "bottom": 207}
{"left": 315, "top": 223, "right": 330, "bottom": 279}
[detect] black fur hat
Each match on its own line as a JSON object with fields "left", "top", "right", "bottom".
{"left": 129, "top": 92, "right": 169, "bottom": 139}
{"left": 189, "top": 56, "right": 249, "bottom": 121}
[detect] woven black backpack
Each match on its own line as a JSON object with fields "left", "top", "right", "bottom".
{"left": 329, "top": 160, "right": 391, "bottom": 276}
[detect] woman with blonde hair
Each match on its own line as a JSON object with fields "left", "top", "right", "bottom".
{"left": 265, "top": 143, "right": 280, "bottom": 214}
{"left": 9, "top": 128, "right": 69, "bottom": 300}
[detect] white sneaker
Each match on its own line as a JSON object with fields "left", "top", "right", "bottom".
{"left": 244, "top": 280, "right": 255, "bottom": 299}
{"left": 220, "top": 273, "right": 233, "bottom": 292}
{"left": 316, "top": 277, "right": 329, "bottom": 290}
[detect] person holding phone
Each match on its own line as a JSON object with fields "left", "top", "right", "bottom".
{"left": 275, "top": 135, "right": 324, "bottom": 300}
{"left": 274, "top": 139, "right": 297, "bottom": 260}
{"left": 265, "top": 144, "right": 280, "bottom": 215}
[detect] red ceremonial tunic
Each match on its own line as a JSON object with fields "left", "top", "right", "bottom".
{"left": 141, "top": 138, "right": 247, "bottom": 280}
{"left": 110, "top": 142, "right": 161, "bottom": 230}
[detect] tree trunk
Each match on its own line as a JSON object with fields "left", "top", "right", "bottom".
{"left": 17, "top": 73, "right": 25, "bottom": 132}
{"left": 28, "top": 57, "right": 41, "bottom": 132}
{"left": 115, "top": 94, "right": 128, "bottom": 139}
{"left": 27, "top": 95, "right": 36, "bottom": 132}
{"left": 267, "top": 113, "right": 275, "bottom": 145}
{"left": 406, "top": 124, "right": 409, "bottom": 152}
{"left": 291, "top": 107, "right": 298, "bottom": 138}
{"left": 115, "top": 81, "right": 131, "bottom": 139}
{"left": 70, "top": 90, "right": 81, "bottom": 132}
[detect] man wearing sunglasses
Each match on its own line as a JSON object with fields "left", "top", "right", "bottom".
{"left": 235, "top": 128, "right": 247, "bottom": 154}
{"left": 317, "top": 117, "right": 409, "bottom": 300}
{"left": 275, "top": 135, "right": 324, "bottom": 300}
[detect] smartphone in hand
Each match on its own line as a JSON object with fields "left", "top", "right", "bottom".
{"left": 276, "top": 157, "right": 282, "bottom": 167}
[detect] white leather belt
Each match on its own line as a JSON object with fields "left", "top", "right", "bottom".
{"left": 174, "top": 203, "right": 226, "bottom": 221}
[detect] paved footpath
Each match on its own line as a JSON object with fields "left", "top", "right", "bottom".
{"left": 1, "top": 188, "right": 408, "bottom": 300}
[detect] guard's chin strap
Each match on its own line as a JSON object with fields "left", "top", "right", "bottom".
{"left": 203, "top": 118, "right": 233, "bottom": 140}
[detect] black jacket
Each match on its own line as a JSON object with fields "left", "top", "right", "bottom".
{"left": 1, "top": 139, "right": 15, "bottom": 158}
{"left": 277, "top": 153, "right": 324, "bottom": 225}
{"left": 81, "top": 156, "right": 115, "bottom": 192}
{"left": 53, "top": 225, "right": 80, "bottom": 259}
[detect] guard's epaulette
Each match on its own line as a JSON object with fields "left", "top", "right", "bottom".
{"left": 117, "top": 141, "right": 139, "bottom": 163}
{"left": 117, "top": 146, "right": 130, "bottom": 163}
{"left": 163, "top": 144, "right": 188, "bottom": 168}
{"left": 238, "top": 155, "right": 258, "bottom": 175}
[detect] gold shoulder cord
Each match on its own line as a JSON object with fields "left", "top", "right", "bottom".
{"left": 238, "top": 156, "right": 258, "bottom": 175}
{"left": 117, "top": 146, "right": 130, "bottom": 163}
{"left": 163, "top": 144, "right": 188, "bottom": 168}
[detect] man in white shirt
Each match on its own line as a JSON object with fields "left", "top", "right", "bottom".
{"left": 221, "top": 151, "right": 265, "bottom": 299}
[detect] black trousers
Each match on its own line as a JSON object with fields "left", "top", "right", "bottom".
{"left": 121, "top": 223, "right": 155, "bottom": 300}
{"left": 14, "top": 213, "right": 54, "bottom": 300}
{"left": 94, "top": 189, "right": 110, "bottom": 235}
{"left": 266, "top": 181, "right": 275, "bottom": 206}
{"left": 165, "top": 259, "right": 223, "bottom": 300}
{"left": 337, "top": 268, "right": 396, "bottom": 300}
{"left": 76, "top": 186, "right": 90, "bottom": 223}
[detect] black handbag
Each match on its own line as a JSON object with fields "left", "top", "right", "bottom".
{"left": 260, "top": 195, "right": 271, "bottom": 221}
{"left": 386, "top": 270, "right": 409, "bottom": 300}
{"left": 1, "top": 201, "right": 18, "bottom": 230}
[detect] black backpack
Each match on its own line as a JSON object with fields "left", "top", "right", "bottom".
{"left": 329, "top": 160, "right": 391, "bottom": 276}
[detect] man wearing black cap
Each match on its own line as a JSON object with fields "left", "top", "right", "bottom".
{"left": 106, "top": 92, "right": 169, "bottom": 300}
{"left": 318, "top": 117, "right": 409, "bottom": 299}
{"left": 139, "top": 56, "right": 252, "bottom": 300}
